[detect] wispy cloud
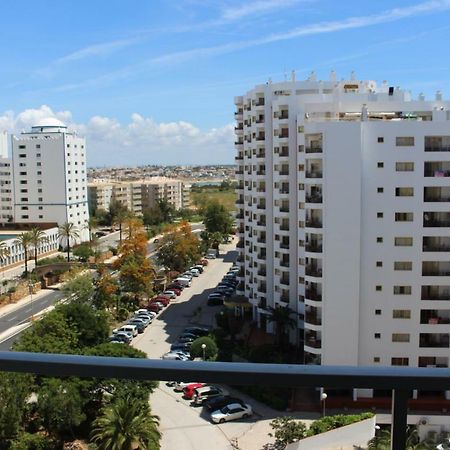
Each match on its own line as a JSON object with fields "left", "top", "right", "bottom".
{"left": 221, "top": 0, "right": 304, "bottom": 21}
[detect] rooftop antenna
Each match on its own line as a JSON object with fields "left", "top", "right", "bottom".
{"left": 291, "top": 70, "right": 296, "bottom": 82}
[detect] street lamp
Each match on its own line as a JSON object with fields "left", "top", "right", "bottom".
{"left": 201, "top": 343, "right": 206, "bottom": 361}
{"left": 320, "top": 392, "right": 327, "bottom": 417}
{"left": 374, "top": 425, "right": 380, "bottom": 449}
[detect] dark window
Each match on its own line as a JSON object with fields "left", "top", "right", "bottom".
{"left": 377, "top": 137, "right": 384, "bottom": 143}
{"left": 377, "top": 162, "right": 384, "bottom": 168}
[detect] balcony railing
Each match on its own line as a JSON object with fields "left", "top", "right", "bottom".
{"left": 305, "top": 266, "right": 323, "bottom": 277}
{"left": 279, "top": 206, "right": 289, "bottom": 213}
{"left": 256, "top": 170, "right": 266, "bottom": 176}
{"left": 305, "top": 338, "right": 322, "bottom": 348}
{"left": 257, "top": 269, "right": 266, "bottom": 276}
{"left": 425, "top": 146, "right": 450, "bottom": 152}
{"left": 306, "top": 171, "right": 323, "bottom": 178}
{"left": 424, "top": 170, "right": 450, "bottom": 177}
{"left": 424, "top": 196, "right": 450, "bottom": 202}
{"left": 280, "top": 260, "right": 290, "bottom": 268}
{"left": 3, "top": 351, "right": 450, "bottom": 449}
{"left": 305, "top": 219, "right": 322, "bottom": 228}
{"left": 420, "top": 338, "right": 450, "bottom": 348}
{"left": 257, "top": 285, "right": 267, "bottom": 293}
{"left": 280, "top": 241, "right": 289, "bottom": 249}
{"left": 279, "top": 170, "right": 289, "bottom": 176}
{"left": 256, "top": 221, "right": 266, "bottom": 227}
{"left": 279, "top": 149, "right": 289, "bottom": 157}
{"left": 424, "top": 219, "right": 450, "bottom": 227}
{"left": 305, "top": 146, "right": 323, "bottom": 153}
{"left": 422, "top": 269, "right": 450, "bottom": 276}
{"left": 257, "top": 204, "right": 266, "bottom": 210}
{"left": 305, "top": 243, "right": 323, "bottom": 253}
{"left": 305, "top": 290, "right": 322, "bottom": 301}
{"left": 256, "top": 134, "right": 265, "bottom": 141}
{"left": 305, "top": 194, "right": 323, "bottom": 203}
{"left": 257, "top": 253, "right": 266, "bottom": 260}
{"left": 280, "top": 224, "right": 290, "bottom": 231}
{"left": 305, "top": 312, "right": 322, "bottom": 326}
{"left": 256, "top": 152, "right": 265, "bottom": 158}
{"left": 279, "top": 189, "right": 290, "bottom": 194}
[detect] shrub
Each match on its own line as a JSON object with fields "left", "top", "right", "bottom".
{"left": 269, "top": 416, "right": 308, "bottom": 449}
{"left": 73, "top": 243, "right": 94, "bottom": 261}
{"left": 189, "top": 336, "right": 218, "bottom": 360}
{"left": 10, "top": 432, "right": 54, "bottom": 450}
{"left": 308, "top": 412, "right": 374, "bottom": 436}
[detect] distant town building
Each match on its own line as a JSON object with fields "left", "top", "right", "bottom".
{"left": 235, "top": 71, "right": 450, "bottom": 401}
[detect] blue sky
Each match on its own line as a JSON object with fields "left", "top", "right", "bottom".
{"left": 1, "top": 0, "right": 450, "bottom": 166}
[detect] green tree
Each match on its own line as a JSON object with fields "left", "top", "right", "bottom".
{"left": 58, "top": 222, "right": 80, "bottom": 262}
{"left": 367, "top": 426, "right": 433, "bottom": 450}
{"left": 72, "top": 242, "right": 94, "bottom": 261}
{"left": 91, "top": 396, "right": 160, "bottom": 450}
{"left": 157, "top": 198, "right": 174, "bottom": 223}
{"left": 0, "top": 372, "right": 33, "bottom": 448}
{"left": 94, "top": 270, "right": 120, "bottom": 310}
{"left": 63, "top": 273, "right": 95, "bottom": 304}
{"left": 29, "top": 228, "right": 48, "bottom": 267}
{"left": 203, "top": 201, "right": 234, "bottom": 237}
{"left": 189, "top": 336, "right": 218, "bottom": 360}
{"left": 84, "top": 216, "right": 98, "bottom": 245}
{"left": 267, "top": 305, "right": 296, "bottom": 347}
{"left": 14, "top": 232, "right": 33, "bottom": 275}
{"left": 268, "top": 416, "right": 308, "bottom": 449}
{"left": 10, "top": 432, "right": 54, "bottom": 450}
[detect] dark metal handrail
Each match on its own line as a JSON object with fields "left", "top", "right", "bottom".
{"left": 3, "top": 352, "right": 450, "bottom": 449}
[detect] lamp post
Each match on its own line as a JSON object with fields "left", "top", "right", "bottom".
{"left": 320, "top": 392, "right": 327, "bottom": 417}
{"left": 201, "top": 343, "right": 206, "bottom": 361}
{"left": 374, "top": 425, "right": 380, "bottom": 449}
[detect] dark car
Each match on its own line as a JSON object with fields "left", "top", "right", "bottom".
{"left": 127, "top": 319, "right": 145, "bottom": 333}
{"left": 184, "top": 327, "right": 209, "bottom": 337}
{"left": 207, "top": 296, "right": 224, "bottom": 306}
{"left": 171, "top": 342, "right": 192, "bottom": 352}
{"left": 203, "top": 395, "right": 245, "bottom": 412}
{"left": 167, "top": 283, "right": 184, "bottom": 291}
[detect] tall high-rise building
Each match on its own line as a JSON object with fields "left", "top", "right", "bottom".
{"left": 234, "top": 72, "right": 450, "bottom": 399}
{"left": 10, "top": 118, "right": 89, "bottom": 240}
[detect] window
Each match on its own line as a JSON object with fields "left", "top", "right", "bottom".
{"left": 395, "top": 187, "right": 414, "bottom": 197}
{"left": 21, "top": 215, "right": 29, "bottom": 219}
{"left": 395, "top": 212, "right": 413, "bottom": 222}
{"left": 396, "top": 162, "right": 414, "bottom": 172}
{"left": 376, "top": 237, "right": 383, "bottom": 243}
{"left": 375, "top": 309, "right": 382, "bottom": 315}
{"left": 36, "top": 153, "right": 41, "bottom": 157}
{"left": 20, "top": 206, "right": 28, "bottom": 210}
{"left": 20, "top": 189, "right": 27, "bottom": 193}
{"left": 38, "top": 215, "right": 43, "bottom": 219}
{"left": 392, "top": 357, "right": 409, "bottom": 366}
{"left": 394, "top": 261, "right": 412, "bottom": 271}
{"left": 395, "top": 237, "right": 413, "bottom": 246}
{"left": 396, "top": 137, "right": 415, "bottom": 146}
{"left": 376, "top": 261, "right": 383, "bottom": 267}
{"left": 19, "top": 154, "right": 26, "bottom": 158}
{"left": 37, "top": 180, "right": 42, "bottom": 184}
{"left": 377, "top": 212, "right": 384, "bottom": 218}
{"left": 374, "top": 357, "right": 380, "bottom": 363}
{"left": 20, "top": 198, "right": 28, "bottom": 202}
{"left": 18, "top": 145, "right": 26, "bottom": 149}
{"left": 377, "top": 162, "right": 384, "bottom": 168}
{"left": 393, "top": 309, "right": 411, "bottom": 319}
{"left": 376, "top": 285, "right": 382, "bottom": 291}
{"left": 394, "top": 286, "right": 412, "bottom": 295}
{"left": 37, "top": 162, "right": 41, "bottom": 166}
{"left": 374, "top": 333, "right": 381, "bottom": 339}
{"left": 392, "top": 334, "right": 410, "bottom": 342}
{"left": 377, "top": 187, "right": 384, "bottom": 193}
{"left": 36, "top": 145, "right": 40, "bottom": 149}
{"left": 19, "top": 172, "right": 27, "bottom": 176}
{"left": 37, "top": 171, "right": 42, "bottom": 176}
{"left": 377, "top": 137, "right": 384, "bottom": 143}
{"left": 20, "top": 180, "right": 27, "bottom": 184}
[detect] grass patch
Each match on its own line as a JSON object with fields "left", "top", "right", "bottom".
{"left": 191, "top": 187, "right": 236, "bottom": 213}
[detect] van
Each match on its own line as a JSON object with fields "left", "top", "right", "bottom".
{"left": 175, "top": 277, "right": 192, "bottom": 287}
{"left": 113, "top": 324, "right": 138, "bottom": 337}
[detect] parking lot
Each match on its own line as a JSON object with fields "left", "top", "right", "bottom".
{"left": 129, "top": 241, "right": 280, "bottom": 450}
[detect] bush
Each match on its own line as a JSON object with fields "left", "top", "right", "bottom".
{"left": 269, "top": 417, "right": 308, "bottom": 449}
{"left": 189, "top": 336, "right": 218, "bottom": 360}
{"left": 73, "top": 243, "right": 94, "bottom": 262}
{"left": 10, "top": 432, "right": 54, "bottom": 450}
{"left": 308, "top": 413, "right": 374, "bottom": 436}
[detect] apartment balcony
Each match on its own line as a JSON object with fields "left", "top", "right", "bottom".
{"left": 422, "top": 286, "right": 450, "bottom": 301}
{"left": 234, "top": 110, "right": 243, "bottom": 119}
{"left": 305, "top": 265, "right": 323, "bottom": 278}
{"left": 256, "top": 134, "right": 265, "bottom": 141}
{"left": 424, "top": 162, "right": 450, "bottom": 177}
{"left": 305, "top": 171, "right": 323, "bottom": 179}
{"left": 420, "top": 333, "right": 450, "bottom": 348}
{"left": 305, "top": 146, "right": 323, "bottom": 154}
{"left": 420, "top": 310, "right": 450, "bottom": 325}
{"left": 279, "top": 206, "right": 289, "bottom": 213}
{"left": 423, "top": 236, "right": 450, "bottom": 252}
{"left": 236, "top": 213, "right": 244, "bottom": 220}
{"left": 305, "top": 336, "right": 322, "bottom": 349}
{"left": 279, "top": 223, "right": 290, "bottom": 231}
{"left": 279, "top": 188, "right": 290, "bottom": 195}
{"left": 257, "top": 284, "right": 267, "bottom": 293}
{"left": 422, "top": 261, "right": 450, "bottom": 276}
{"left": 424, "top": 213, "right": 450, "bottom": 227}
{"left": 280, "top": 241, "right": 290, "bottom": 249}
{"left": 256, "top": 170, "right": 266, "bottom": 176}
{"left": 305, "top": 311, "right": 322, "bottom": 326}
{"left": 280, "top": 259, "right": 290, "bottom": 268}
{"left": 305, "top": 193, "right": 323, "bottom": 203}
{"left": 257, "top": 237, "right": 266, "bottom": 244}
{"left": 424, "top": 187, "right": 450, "bottom": 202}
{"left": 279, "top": 111, "right": 289, "bottom": 120}
{"left": 235, "top": 169, "right": 244, "bottom": 176}
{"left": 256, "top": 220, "right": 266, "bottom": 227}
{"left": 419, "top": 356, "right": 449, "bottom": 368}
{"left": 256, "top": 252, "right": 266, "bottom": 261}
{"left": 305, "top": 242, "right": 323, "bottom": 253}
{"left": 257, "top": 203, "right": 266, "bottom": 210}
{"left": 279, "top": 169, "right": 289, "bottom": 176}
{"left": 234, "top": 139, "right": 244, "bottom": 146}
{"left": 236, "top": 198, "right": 244, "bottom": 205}
{"left": 255, "top": 116, "right": 265, "bottom": 124}
{"left": 280, "top": 275, "right": 290, "bottom": 285}
{"left": 279, "top": 148, "right": 289, "bottom": 157}
{"left": 237, "top": 183, "right": 244, "bottom": 190}
{"left": 305, "top": 289, "right": 322, "bottom": 302}
{"left": 255, "top": 98, "right": 265, "bottom": 107}
{"left": 257, "top": 269, "right": 266, "bottom": 276}
{"left": 305, "top": 219, "right": 323, "bottom": 229}
{"left": 235, "top": 155, "right": 244, "bottom": 161}
{"left": 280, "top": 294, "right": 290, "bottom": 302}
{"left": 425, "top": 145, "right": 450, "bottom": 152}
{"left": 256, "top": 151, "right": 265, "bottom": 158}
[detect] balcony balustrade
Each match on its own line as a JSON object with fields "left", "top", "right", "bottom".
{"left": 280, "top": 224, "right": 290, "bottom": 231}
{"left": 255, "top": 98, "right": 265, "bottom": 106}
{"left": 305, "top": 194, "right": 323, "bottom": 203}
{"left": 256, "top": 152, "right": 265, "bottom": 158}
{"left": 280, "top": 276, "right": 290, "bottom": 285}
{"left": 280, "top": 295, "right": 290, "bottom": 302}
{"left": 257, "top": 269, "right": 266, "bottom": 276}
{"left": 1, "top": 351, "right": 448, "bottom": 449}
{"left": 305, "top": 146, "right": 323, "bottom": 153}
{"left": 279, "top": 149, "right": 289, "bottom": 157}
{"left": 420, "top": 334, "right": 450, "bottom": 348}
{"left": 256, "top": 220, "right": 266, "bottom": 227}
{"left": 305, "top": 289, "right": 322, "bottom": 301}
{"left": 279, "top": 170, "right": 289, "bottom": 176}
{"left": 257, "top": 285, "right": 267, "bottom": 293}
{"left": 305, "top": 219, "right": 322, "bottom": 228}
{"left": 280, "top": 241, "right": 289, "bottom": 249}
{"left": 256, "top": 134, "right": 265, "bottom": 141}
{"left": 280, "top": 260, "right": 290, "bottom": 268}
{"left": 257, "top": 253, "right": 266, "bottom": 260}
{"left": 256, "top": 170, "right": 266, "bottom": 176}
{"left": 305, "top": 337, "right": 322, "bottom": 348}
{"left": 305, "top": 266, "right": 323, "bottom": 277}
{"left": 279, "top": 111, "right": 289, "bottom": 120}
{"left": 306, "top": 171, "right": 323, "bottom": 178}
{"left": 425, "top": 145, "right": 450, "bottom": 152}
{"left": 305, "top": 311, "right": 322, "bottom": 326}
{"left": 305, "top": 243, "right": 323, "bottom": 253}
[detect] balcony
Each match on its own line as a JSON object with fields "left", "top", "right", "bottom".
{"left": 424, "top": 162, "right": 450, "bottom": 177}
{"left": 257, "top": 284, "right": 267, "bottom": 293}
{"left": 280, "top": 294, "right": 290, "bottom": 302}
{"left": 257, "top": 203, "right": 266, "bottom": 210}
{"left": 0, "top": 351, "right": 448, "bottom": 449}
{"left": 257, "top": 253, "right": 266, "bottom": 260}
{"left": 423, "top": 236, "right": 450, "bottom": 252}
{"left": 255, "top": 98, "right": 265, "bottom": 107}
{"left": 420, "top": 310, "right": 450, "bottom": 325}
{"left": 256, "top": 134, "right": 265, "bottom": 141}
{"left": 279, "top": 205, "right": 289, "bottom": 213}
{"left": 305, "top": 336, "right": 322, "bottom": 348}
{"left": 422, "top": 286, "right": 450, "bottom": 301}
{"left": 280, "top": 275, "right": 290, "bottom": 285}
{"left": 420, "top": 333, "right": 450, "bottom": 348}
{"left": 422, "top": 262, "right": 450, "bottom": 276}
{"left": 235, "top": 155, "right": 244, "bottom": 161}
{"left": 280, "top": 259, "right": 290, "bottom": 268}
{"left": 280, "top": 223, "right": 289, "bottom": 231}
{"left": 305, "top": 146, "right": 323, "bottom": 154}
{"left": 305, "top": 193, "right": 323, "bottom": 203}
{"left": 256, "top": 220, "right": 266, "bottom": 227}
{"left": 305, "top": 171, "right": 323, "bottom": 179}
{"left": 305, "top": 289, "right": 322, "bottom": 302}
{"left": 279, "top": 169, "right": 289, "bottom": 176}
{"left": 305, "top": 243, "right": 323, "bottom": 253}
{"left": 257, "top": 269, "right": 266, "bottom": 276}
{"left": 425, "top": 145, "right": 450, "bottom": 152}
{"left": 305, "top": 311, "right": 322, "bottom": 326}
{"left": 280, "top": 241, "right": 289, "bottom": 249}
{"left": 279, "top": 148, "right": 289, "bottom": 157}
{"left": 257, "top": 237, "right": 266, "bottom": 244}
{"left": 305, "top": 219, "right": 322, "bottom": 228}
{"left": 256, "top": 170, "right": 266, "bottom": 176}
{"left": 256, "top": 151, "right": 265, "bottom": 158}
{"left": 305, "top": 265, "right": 323, "bottom": 277}
{"left": 424, "top": 213, "right": 450, "bottom": 227}
{"left": 234, "top": 140, "right": 244, "bottom": 145}
{"left": 424, "top": 187, "right": 450, "bottom": 202}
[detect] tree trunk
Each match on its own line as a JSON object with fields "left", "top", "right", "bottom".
{"left": 119, "top": 224, "right": 123, "bottom": 244}
{"left": 24, "top": 248, "right": 28, "bottom": 275}
{"left": 67, "top": 240, "right": 70, "bottom": 262}
{"left": 34, "top": 247, "right": 38, "bottom": 267}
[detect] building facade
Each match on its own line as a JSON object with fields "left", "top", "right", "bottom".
{"left": 10, "top": 118, "right": 89, "bottom": 241}
{"left": 234, "top": 72, "right": 450, "bottom": 398}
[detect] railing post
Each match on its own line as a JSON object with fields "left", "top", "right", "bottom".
{"left": 391, "top": 389, "right": 409, "bottom": 450}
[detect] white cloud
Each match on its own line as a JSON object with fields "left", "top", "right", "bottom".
{"left": 0, "top": 106, "right": 234, "bottom": 166}
{"left": 221, "top": 0, "right": 303, "bottom": 21}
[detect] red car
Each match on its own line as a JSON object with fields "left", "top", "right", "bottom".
{"left": 167, "top": 283, "right": 184, "bottom": 291}
{"left": 183, "top": 383, "right": 205, "bottom": 399}
{"left": 151, "top": 296, "right": 170, "bottom": 306}
{"left": 147, "top": 303, "right": 160, "bottom": 313}
{"left": 199, "top": 259, "right": 209, "bottom": 266}
{"left": 168, "top": 288, "right": 182, "bottom": 296}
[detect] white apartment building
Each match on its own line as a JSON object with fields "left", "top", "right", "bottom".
{"left": 10, "top": 118, "right": 89, "bottom": 241}
{"left": 235, "top": 72, "right": 450, "bottom": 400}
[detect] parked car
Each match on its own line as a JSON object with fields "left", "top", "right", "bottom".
{"left": 206, "top": 252, "right": 216, "bottom": 259}
{"left": 109, "top": 332, "right": 132, "bottom": 344}
{"left": 203, "top": 396, "right": 246, "bottom": 412}
{"left": 152, "top": 296, "right": 170, "bottom": 306}
{"left": 177, "top": 335, "right": 196, "bottom": 344}
{"left": 174, "top": 381, "right": 200, "bottom": 392}
{"left": 210, "top": 403, "right": 253, "bottom": 424}
{"left": 191, "top": 264, "right": 204, "bottom": 273}
{"left": 134, "top": 314, "right": 153, "bottom": 324}
{"left": 184, "top": 326, "right": 209, "bottom": 337}
{"left": 162, "top": 352, "right": 190, "bottom": 361}
{"left": 171, "top": 342, "right": 192, "bottom": 352}
{"left": 181, "top": 272, "right": 194, "bottom": 280}
{"left": 146, "top": 303, "right": 161, "bottom": 313}
{"left": 127, "top": 320, "right": 145, "bottom": 333}
{"left": 189, "top": 268, "right": 200, "bottom": 277}
{"left": 113, "top": 325, "right": 138, "bottom": 337}
{"left": 109, "top": 338, "right": 125, "bottom": 344}
{"left": 215, "top": 287, "right": 234, "bottom": 298}
{"left": 170, "top": 350, "right": 192, "bottom": 359}
{"left": 168, "top": 287, "right": 182, "bottom": 296}
{"left": 174, "top": 277, "right": 191, "bottom": 287}
{"left": 179, "top": 332, "right": 200, "bottom": 340}
{"left": 162, "top": 290, "right": 177, "bottom": 299}
{"left": 183, "top": 383, "right": 206, "bottom": 399}
{"left": 199, "top": 259, "right": 209, "bottom": 266}
{"left": 192, "top": 386, "right": 229, "bottom": 406}
{"left": 135, "top": 309, "right": 156, "bottom": 318}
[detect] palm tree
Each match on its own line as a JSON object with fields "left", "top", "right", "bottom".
{"left": 0, "top": 241, "right": 10, "bottom": 269}
{"left": 91, "top": 397, "right": 160, "bottom": 450}
{"left": 29, "top": 227, "right": 48, "bottom": 266}
{"left": 14, "top": 231, "right": 33, "bottom": 275}
{"left": 113, "top": 210, "right": 128, "bottom": 245}
{"left": 58, "top": 222, "right": 80, "bottom": 262}
{"left": 367, "top": 426, "right": 433, "bottom": 450}
{"left": 84, "top": 216, "right": 98, "bottom": 246}
{"left": 267, "top": 305, "right": 297, "bottom": 347}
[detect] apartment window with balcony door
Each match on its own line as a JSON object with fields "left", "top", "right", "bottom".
{"left": 392, "top": 334, "right": 410, "bottom": 342}
{"left": 392, "top": 357, "right": 409, "bottom": 366}
{"left": 393, "top": 309, "right": 411, "bottom": 319}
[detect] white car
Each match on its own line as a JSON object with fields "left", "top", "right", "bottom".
{"left": 210, "top": 403, "right": 253, "bottom": 424}
{"left": 189, "top": 268, "right": 200, "bottom": 277}
{"left": 162, "top": 352, "right": 190, "bottom": 361}
{"left": 135, "top": 309, "right": 157, "bottom": 319}
{"left": 112, "top": 325, "right": 138, "bottom": 337}
{"left": 162, "top": 290, "right": 177, "bottom": 299}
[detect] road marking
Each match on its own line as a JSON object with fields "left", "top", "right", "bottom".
{"left": 7, "top": 316, "right": 17, "bottom": 321}
{"left": 24, "top": 308, "right": 32, "bottom": 313}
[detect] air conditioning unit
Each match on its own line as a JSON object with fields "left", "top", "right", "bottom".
{"left": 419, "top": 418, "right": 429, "bottom": 425}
